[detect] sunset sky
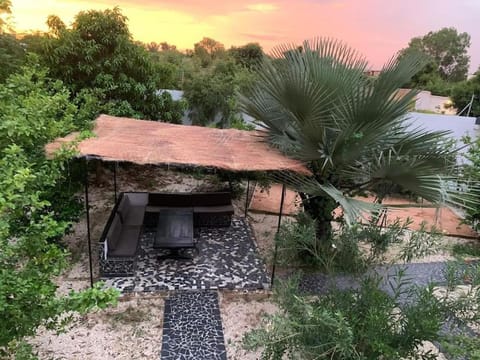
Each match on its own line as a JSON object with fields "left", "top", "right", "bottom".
{"left": 9, "top": 0, "right": 480, "bottom": 72}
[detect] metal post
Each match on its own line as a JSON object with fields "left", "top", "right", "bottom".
{"left": 271, "top": 184, "right": 286, "bottom": 287}
{"left": 84, "top": 158, "right": 94, "bottom": 288}
{"left": 113, "top": 162, "right": 117, "bottom": 203}
{"left": 244, "top": 178, "right": 250, "bottom": 218}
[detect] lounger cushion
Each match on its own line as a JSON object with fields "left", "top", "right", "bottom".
{"left": 125, "top": 193, "right": 148, "bottom": 206}
{"left": 148, "top": 193, "right": 192, "bottom": 207}
{"left": 117, "top": 195, "right": 145, "bottom": 226}
{"left": 193, "top": 205, "right": 234, "bottom": 214}
{"left": 108, "top": 226, "right": 141, "bottom": 257}
{"left": 107, "top": 214, "right": 122, "bottom": 250}
{"left": 121, "top": 206, "right": 145, "bottom": 226}
{"left": 191, "top": 192, "right": 231, "bottom": 206}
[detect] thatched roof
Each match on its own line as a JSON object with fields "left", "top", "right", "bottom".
{"left": 45, "top": 114, "right": 311, "bottom": 175}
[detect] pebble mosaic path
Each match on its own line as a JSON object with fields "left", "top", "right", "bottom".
{"left": 161, "top": 291, "right": 227, "bottom": 360}
{"left": 103, "top": 218, "right": 269, "bottom": 292}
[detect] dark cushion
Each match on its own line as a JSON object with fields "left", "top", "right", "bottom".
{"left": 125, "top": 192, "right": 148, "bottom": 206}
{"left": 148, "top": 193, "right": 193, "bottom": 207}
{"left": 193, "top": 205, "right": 234, "bottom": 215}
{"left": 107, "top": 214, "right": 122, "bottom": 250}
{"left": 109, "top": 226, "right": 141, "bottom": 257}
{"left": 191, "top": 192, "right": 231, "bottom": 206}
{"left": 119, "top": 205, "right": 144, "bottom": 226}
{"left": 117, "top": 195, "right": 131, "bottom": 217}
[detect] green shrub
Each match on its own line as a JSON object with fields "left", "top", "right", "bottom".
{"left": 244, "top": 272, "right": 446, "bottom": 359}
{"left": 243, "top": 264, "right": 480, "bottom": 360}
{"left": 452, "top": 242, "right": 480, "bottom": 258}
{"left": 398, "top": 221, "right": 442, "bottom": 263}
{"left": 441, "top": 335, "right": 480, "bottom": 360}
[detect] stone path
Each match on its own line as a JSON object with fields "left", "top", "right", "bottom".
{"left": 161, "top": 291, "right": 227, "bottom": 360}
{"left": 297, "top": 261, "right": 477, "bottom": 296}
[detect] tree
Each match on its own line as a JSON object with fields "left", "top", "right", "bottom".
{"left": 0, "top": 33, "right": 25, "bottom": 82}
{"left": 40, "top": 7, "right": 184, "bottom": 121}
{"left": 0, "top": 0, "right": 12, "bottom": 32}
{"left": 160, "top": 41, "right": 177, "bottom": 52}
{"left": 0, "top": 65, "right": 118, "bottom": 355}
{"left": 402, "top": 27, "right": 471, "bottom": 82}
{"left": 240, "top": 38, "right": 472, "bottom": 244}
{"left": 193, "top": 37, "right": 225, "bottom": 67}
{"left": 184, "top": 58, "right": 254, "bottom": 127}
{"left": 451, "top": 71, "right": 480, "bottom": 117}
{"left": 229, "top": 42, "right": 264, "bottom": 69}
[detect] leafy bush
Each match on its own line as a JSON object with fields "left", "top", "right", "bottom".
{"left": 0, "top": 65, "right": 119, "bottom": 357}
{"left": 275, "top": 213, "right": 440, "bottom": 273}
{"left": 245, "top": 263, "right": 480, "bottom": 359}
{"left": 460, "top": 135, "right": 480, "bottom": 231}
{"left": 452, "top": 242, "right": 480, "bottom": 258}
{"left": 244, "top": 272, "right": 445, "bottom": 359}
{"left": 398, "top": 221, "right": 441, "bottom": 263}
{"left": 441, "top": 335, "right": 480, "bottom": 359}
{"left": 275, "top": 214, "right": 324, "bottom": 268}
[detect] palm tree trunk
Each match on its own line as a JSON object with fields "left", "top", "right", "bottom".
{"left": 300, "top": 192, "right": 336, "bottom": 244}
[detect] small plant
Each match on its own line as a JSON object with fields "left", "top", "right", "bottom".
{"left": 275, "top": 214, "right": 322, "bottom": 268}
{"left": 452, "top": 242, "right": 480, "bottom": 258}
{"left": 359, "top": 217, "right": 411, "bottom": 260}
{"left": 245, "top": 263, "right": 480, "bottom": 360}
{"left": 244, "top": 272, "right": 448, "bottom": 359}
{"left": 441, "top": 335, "right": 480, "bottom": 360}
{"left": 398, "top": 221, "right": 442, "bottom": 263}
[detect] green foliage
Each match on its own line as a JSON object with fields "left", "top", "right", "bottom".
{"left": 229, "top": 43, "right": 264, "bottom": 69}
{"left": 402, "top": 27, "right": 471, "bottom": 83}
{"left": 38, "top": 7, "right": 184, "bottom": 121}
{"left": 276, "top": 212, "right": 442, "bottom": 273}
{"left": 241, "top": 37, "right": 472, "bottom": 243}
{"left": 0, "top": 33, "right": 25, "bottom": 83}
{"left": 398, "top": 222, "right": 441, "bottom": 263}
{"left": 441, "top": 335, "right": 480, "bottom": 359}
{"left": 0, "top": 65, "right": 118, "bottom": 355}
{"left": 246, "top": 262, "right": 480, "bottom": 359}
{"left": 451, "top": 242, "right": 480, "bottom": 258}
{"left": 184, "top": 57, "right": 254, "bottom": 127}
{"left": 229, "top": 116, "right": 255, "bottom": 130}
{"left": 0, "top": 64, "right": 76, "bottom": 154}
{"left": 244, "top": 273, "right": 445, "bottom": 359}
{"left": 193, "top": 37, "right": 226, "bottom": 67}
{"left": 451, "top": 73, "right": 480, "bottom": 117}
{"left": 460, "top": 136, "right": 480, "bottom": 230}
{"left": 275, "top": 214, "right": 324, "bottom": 268}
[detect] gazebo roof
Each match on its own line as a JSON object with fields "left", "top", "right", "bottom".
{"left": 45, "top": 114, "right": 311, "bottom": 175}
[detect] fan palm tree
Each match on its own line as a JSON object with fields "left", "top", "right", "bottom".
{"left": 240, "top": 38, "right": 473, "bottom": 243}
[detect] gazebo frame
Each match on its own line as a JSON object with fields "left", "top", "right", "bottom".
{"left": 46, "top": 115, "right": 309, "bottom": 289}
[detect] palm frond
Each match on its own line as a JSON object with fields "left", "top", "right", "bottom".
{"left": 270, "top": 171, "right": 380, "bottom": 225}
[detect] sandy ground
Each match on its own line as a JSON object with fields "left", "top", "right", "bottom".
{"left": 219, "top": 292, "right": 278, "bottom": 360}
{"left": 30, "top": 296, "right": 165, "bottom": 359}
{"left": 29, "top": 165, "right": 480, "bottom": 359}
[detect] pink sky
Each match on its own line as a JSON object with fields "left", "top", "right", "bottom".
{"left": 10, "top": 0, "right": 480, "bottom": 73}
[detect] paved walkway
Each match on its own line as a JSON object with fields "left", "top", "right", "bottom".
{"left": 161, "top": 291, "right": 227, "bottom": 360}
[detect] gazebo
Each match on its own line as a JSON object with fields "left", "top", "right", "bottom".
{"left": 46, "top": 114, "right": 311, "bottom": 289}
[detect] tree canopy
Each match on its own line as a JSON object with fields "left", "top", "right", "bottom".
{"left": 451, "top": 70, "right": 480, "bottom": 117}
{"left": 0, "top": 64, "right": 118, "bottom": 355}
{"left": 402, "top": 27, "right": 471, "bottom": 84}
{"left": 39, "top": 7, "right": 185, "bottom": 121}
{"left": 240, "top": 38, "right": 474, "bottom": 242}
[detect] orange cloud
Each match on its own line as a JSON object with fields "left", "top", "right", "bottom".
{"left": 246, "top": 3, "right": 279, "bottom": 12}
